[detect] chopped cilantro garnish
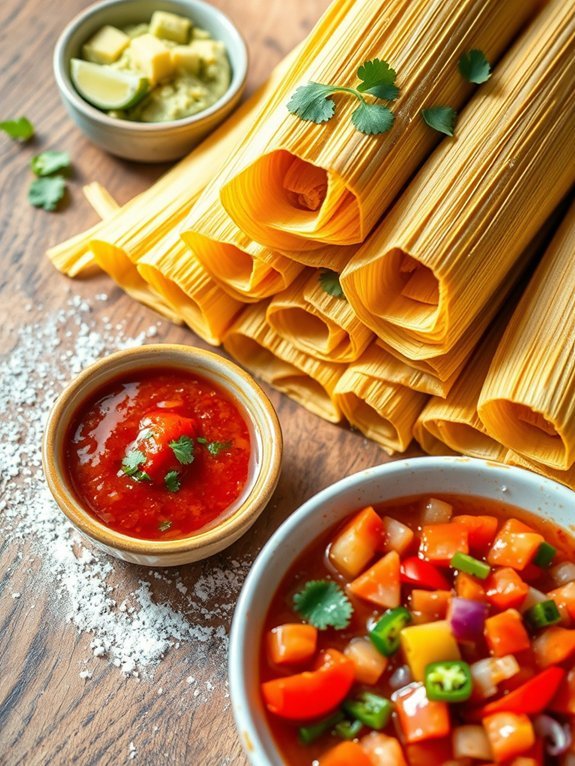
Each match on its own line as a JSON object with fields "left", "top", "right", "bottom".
{"left": 421, "top": 106, "right": 457, "bottom": 137}
{"left": 293, "top": 580, "right": 353, "bottom": 630}
{"left": 318, "top": 268, "right": 346, "bottom": 300}
{"left": 28, "top": 175, "right": 66, "bottom": 211}
{"left": 0, "top": 116, "right": 34, "bottom": 142}
{"left": 458, "top": 49, "right": 491, "bottom": 85}
{"left": 164, "top": 470, "right": 181, "bottom": 493}
{"left": 158, "top": 520, "right": 173, "bottom": 532}
{"left": 121, "top": 449, "right": 146, "bottom": 476}
{"left": 31, "top": 150, "right": 70, "bottom": 177}
{"left": 197, "top": 437, "right": 232, "bottom": 456}
{"left": 287, "top": 58, "right": 398, "bottom": 136}
{"left": 169, "top": 435, "right": 195, "bottom": 465}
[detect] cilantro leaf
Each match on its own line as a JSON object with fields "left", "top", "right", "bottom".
{"left": 421, "top": 106, "right": 457, "bottom": 137}
{"left": 121, "top": 449, "right": 146, "bottom": 476}
{"left": 352, "top": 102, "right": 394, "bottom": 135}
{"left": 287, "top": 83, "right": 337, "bottom": 124}
{"left": 0, "top": 116, "right": 34, "bottom": 142}
{"left": 164, "top": 470, "right": 181, "bottom": 493}
{"left": 458, "top": 49, "right": 491, "bottom": 85}
{"left": 28, "top": 175, "right": 66, "bottom": 211}
{"left": 357, "top": 59, "right": 399, "bottom": 101}
{"left": 293, "top": 580, "right": 353, "bottom": 630}
{"left": 206, "top": 440, "right": 232, "bottom": 456}
{"left": 158, "top": 520, "right": 173, "bottom": 532}
{"left": 31, "top": 150, "right": 70, "bottom": 177}
{"left": 319, "top": 268, "right": 346, "bottom": 300}
{"left": 169, "top": 435, "right": 195, "bottom": 465}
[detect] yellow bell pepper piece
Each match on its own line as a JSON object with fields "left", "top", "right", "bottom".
{"left": 400, "top": 620, "right": 461, "bottom": 681}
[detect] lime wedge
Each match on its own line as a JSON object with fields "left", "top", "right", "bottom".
{"left": 70, "top": 58, "right": 149, "bottom": 111}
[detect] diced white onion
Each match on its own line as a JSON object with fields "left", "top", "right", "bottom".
{"left": 470, "top": 655, "right": 519, "bottom": 698}
{"left": 453, "top": 725, "right": 493, "bottom": 760}
{"left": 381, "top": 516, "right": 414, "bottom": 555}
{"left": 551, "top": 561, "right": 575, "bottom": 587}
{"left": 520, "top": 586, "right": 548, "bottom": 612}
{"left": 421, "top": 497, "right": 453, "bottom": 524}
{"left": 389, "top": 664, "right": 412, "bottom": 690}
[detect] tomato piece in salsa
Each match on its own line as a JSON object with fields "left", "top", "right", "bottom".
{"left": 260, "top": 495, "right": 575, "bottom": 765}
{"left": 65, "top": 368, "right": 251, "bottom": 540}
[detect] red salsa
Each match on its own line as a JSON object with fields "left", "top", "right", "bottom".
{"left": 65, "top": 368, "right": 251, "bottom": 540}
{"left": 260, "top": 495, "right": 575, "bottom": 765}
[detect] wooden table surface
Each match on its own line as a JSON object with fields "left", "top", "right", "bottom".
{"left": 0, "top": 1, "right": 419, "bottom": 764}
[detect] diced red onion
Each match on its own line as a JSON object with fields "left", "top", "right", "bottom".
{"left": 551, "top": 561, "right": 575, "bottom": 587}
{"left": 534, "top": 714, "right": 572, "bottom": 756}
{"left": 449, "top": 597, "right": 489, "bottom": 642}
{"left": 389, "top": 664, "right": 412, "bottom": 690}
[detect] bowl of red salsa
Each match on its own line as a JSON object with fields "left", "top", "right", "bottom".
{"left": 229, "top": 456, "right": 575, "bottom": 766}
{"left": 43, "top": 344, "right": 282, "bottom": 566}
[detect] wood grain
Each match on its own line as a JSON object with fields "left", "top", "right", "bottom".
{"left": 0, "top": 1, "right": 412, "bottom": 764}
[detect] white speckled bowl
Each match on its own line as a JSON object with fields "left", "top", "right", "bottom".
{"left": 53, "top": 0, "right": 248, "bottom": 162}
{"left": 42, "top": 344, "right": 282, "bottom": 566}
{"left": 229, "top": 456, "right": 575, "bottom": 765}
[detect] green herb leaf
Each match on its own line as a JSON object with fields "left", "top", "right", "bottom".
{"left": 158, "top": 520, "right": 173, "bottom": 532}
{"left": 318, "top": 268, "right": 346, "bottom": 300}
{"left": 293, "top": 580, "right": 353, "bottom": 630}
{"left": 31, "top": 150, "right": 70, "bottom": 177}
{"left": 164, "top": 470, "right": 181, "bottom": 493}
{"left": 352, "top": 102, "right": 394, "bottom": 135}
{"left": 421, "top": 106, "right": 457, "bottom": 137}
{"left": 357, "top": 59, "right": 399, "bottom": 101}
{"left": 458, "top": 49, "right": 491, "bottom": 85}
{"left": 0, "top": 116, "right": 34, "bottom": 141}
{"left": 206, "top": 440, "right": 232, "bottom": 457}
{"left": 287, "top": 82, "right": 337, "bottom": 124}
{"left": 121, "top": 449, "right": 146, "bottom": 476}
{"left": 28, "top": 175, "right": 66, "bottom": 211}
{"left": 169, "top": 435, "right": 195, "bottom": 465}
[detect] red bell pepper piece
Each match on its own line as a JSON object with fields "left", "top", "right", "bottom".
{"left": 473, "top": 667, "right": 565, "bottom": 718}
{"left": 400, "top": 557, "right": 451, "bottom": 591}
{"left": 261, "top": 648, "right": 355, "bottom": 720}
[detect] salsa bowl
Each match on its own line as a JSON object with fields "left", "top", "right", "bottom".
{"left": 42, "top": 344, "right": 282, "bottom": 566}
{"left": 229, "top": 456, "right": 575, "bottom": 765}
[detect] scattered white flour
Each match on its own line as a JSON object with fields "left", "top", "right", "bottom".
{"left": 1, "top": 295, "right": 252, "bottom": 682}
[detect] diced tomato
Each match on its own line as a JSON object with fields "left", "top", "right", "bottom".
{"left": 361, "top": 732, "right": 408, "bottom": 766}
{"left": 484, "top": 610, "right": 530, "bottom": 657}
{"left": 261, "top": 649, "right": 355, "bottom": 720}
{"left": 329, "top": 506, "right": 383, "bottom": 579}
{"left": 549, "top": 665, "right": 575, "bottom": 715}
{"left": 487, "top": 519, "right": 544, "bottom": 571}
{"left": 485, "top": 568, "right": 529, "bottom": 611}
{"left": 318, "top": 741, "right": 372, "bottom": 766}
{"left": 405, "top": 738, "right": 453, "bottom": 766}
{"left": 532, "top": 626, "right": 575, "bottom": 668}
{"left": 453, "top": 514, "right": 499, "bottom": 553}
{"left": 401, "top": 557, "right": 451, "bottom": 591}
{"left": 381, "top": 516, "right": 414, "bottom": 555}
{"left": 266, "top": 624, "right": 317, "bottom": 666}
{"left": 456, "top": 571, "right": 488, "bottom": 602}
{"left": 393, "top": 683, "right": 450, "bottom": 744}
{"left": 132, "top": 411, "right": 198, "bottom": 482}
{"left": 483, "top": 712, "right": 535, "bottom": 762}
{"left": 344, "top": 636, "right": 388, "bottom": 685}
{"left": 419, "top": 523, "right": 468, "bottom": 565}
{"left": 348, "top": 551, "right": 400, "bottom": 608}
{"left": 410, "top": 589, "right": 450, "bottom": 619}
{"left": 473, "top": 667, "right": 565, "bottom": 717}
{"left": 548, "top": 582, "right": 575, "bottom": 623}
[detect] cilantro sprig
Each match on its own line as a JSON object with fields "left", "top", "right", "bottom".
{"left": 0, "top": 116, "right": 34, "bottom": 142}
{"left": 158, "top": 520, "right": 173, "bottom": 532}
{"left": 164, "top": 470, "right": 181, "bottom": 493}
{"left": 319, "top": 269, "right": 346, "bottom": 300}
{"left": 287, "top": 58, "right": 398, "bottom": 136}
{"left": 169, "top": 435, "right": 195, "bottom": 465}
{"left": 421, "top": 106, "right": 457, "bottom": 137}
{"left": 121, "top": 449, "right": 151, "bottom": 483}
{"left": 458, "top": 49, "right": 491, "bottom": 85}
{"left": 293, "top": 580, "right": 353, "bottom": 630}
{"left": 31, "top": 150, "right": 70, "bottom": 177}
{"left": 197, "top": 437, "right": 232, "bottom": 456}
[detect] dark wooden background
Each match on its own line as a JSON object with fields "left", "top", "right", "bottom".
{"left": 0, "top": 1, "right": 415, "bottom": 763}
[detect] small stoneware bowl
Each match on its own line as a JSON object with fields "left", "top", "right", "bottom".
{"left": 228, "top": 456, "right": 575, "bottom": 765}
{"left": 42, "top": 344, "right": 282, "bottom": 566}
{"left": 53, "top": 0, "right": 248, "bottom": 162}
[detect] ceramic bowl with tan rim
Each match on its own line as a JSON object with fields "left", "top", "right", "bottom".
{"left": 53, "top": 0, "right": 248, "bottom": 162}
{"left": 42, "top": 344, "right": 282, "bottom": 566}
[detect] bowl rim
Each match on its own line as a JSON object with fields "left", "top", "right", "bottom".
{"left": 228, "top": 455, "right": 575, "bottom": 765}
{"left": 42, "top": 343, "right": 282, "bottom": 555}
{"left": 53, "top": 0, "right": 249, "bottom": 133}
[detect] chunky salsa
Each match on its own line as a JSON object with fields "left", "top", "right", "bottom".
{"left": 65, "top": 368, "right": 250, "bottom": 540}
{"left": 260, "top": 495, "right": 575, "bottom": 765}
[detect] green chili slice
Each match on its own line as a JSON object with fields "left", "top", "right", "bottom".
{"left": 533, "top": 542, "right": 557, "bottom": 568}
{"left": 450, "top": 551, "right": 491, "bottom": 580}
{"left": 298, "top": 712, "right": 344, "bottom": 744}
{"left": 425, "top": 660, "right": 473, "bottom": 702}
{"left": 343, "top": 692, "right": 393, "bottom": 730}
{"left": 524, "top": 599, "right": 561, "bottom": 630}
{"left": 334, "top": 718, "right": 363, "bottom": 740}
{"left": 369, "top": 606, "right": 412, "bottom": 657}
